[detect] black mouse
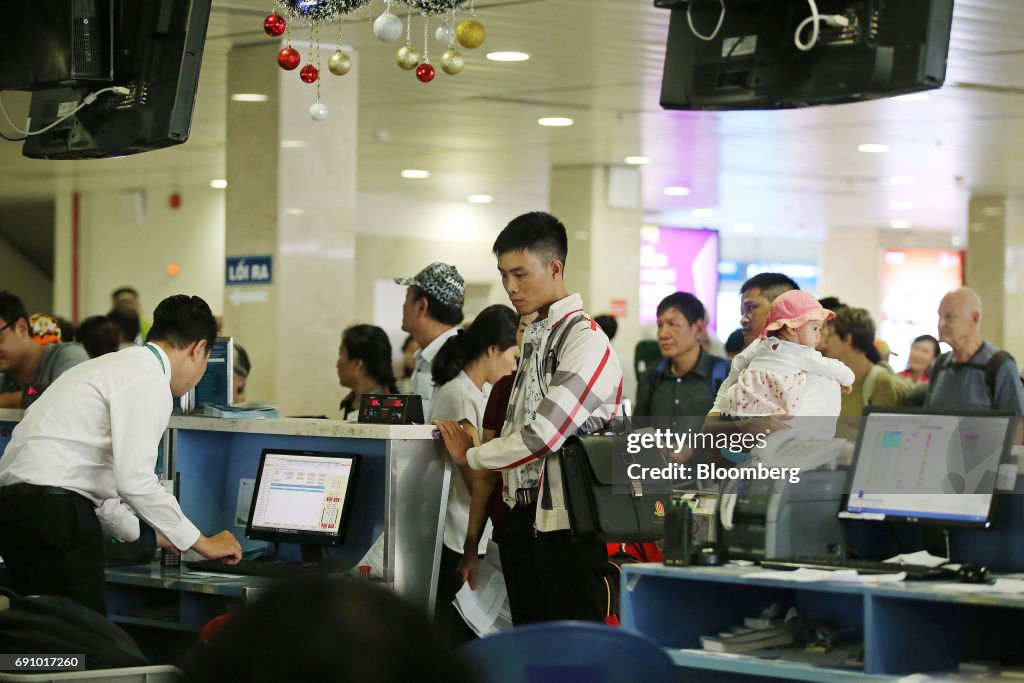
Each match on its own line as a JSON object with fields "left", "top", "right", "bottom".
{"left": 958, "top": 562, "right": 989, "bottom": 583}
{"left": 691, "top": 543, "right": 727, "bottom": 566}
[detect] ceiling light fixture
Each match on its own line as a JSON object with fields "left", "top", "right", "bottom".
{"left": 486, "top": 51, "right": 530, "bottom": 62}
{"left": 693, "top": 208, "right": 715, "bottom": 218}
{"left": 890, "top": 219, "right": 912, "bottom": 229}
{"left": 210, "top": 179, "right": 228, "bottom": 189}
{"left": 538, "top": 117, "right": 573, "bottom": 127}
{"left": 280, "top": 140, "right": 308, "bottom": 149}
{"left": 663, "top": 186, "right": 690, "bottom": 196}
{"left": 734, "top": 223, "right": 754, "bottom": 233}
{"left": 858, "top": 143, "right": 889, "bottom": 153}
{"left": 401, "top": 169, "right": 430, "bottom": 179}
{"left": 230, "top": 93, "right": 268, "bottom": 102}
{"left": 468, "top": 194, "right": 493, "bottom": 204}
{"left": 624, "top": 156, "right": 652, "bottom": 165}
{"left": 893, "top": 93, "right": 929, "bottom": 102}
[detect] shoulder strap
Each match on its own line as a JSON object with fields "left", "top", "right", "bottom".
{"left": 710, "top": 355, "right": 730, "bottom": 392}
{"left": 986, "top": 350, "right": 1017, "bottom": 399}
{"left": 540, "top": 312, "right": 589, "bottom": 394}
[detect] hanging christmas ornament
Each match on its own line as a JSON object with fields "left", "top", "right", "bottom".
{"left": 263, "top": 12, "right": 287, "bottom": 36}
{"left": 396, "top": 44, "right": 421, "bottom": 70}
{"left": 440, "top": 48, "right": 463, "bottom": 75}
{"left": 300, "top": 64, "right": 320, "bottom": 83}
{"left": 278, "top": 46, "right": 301, "bottom": 70}
{"left": 416, "top": 63, "right": 435, "bottom": 83}
{"left": 374, "top": 12, "right": 403, "bottom": 41}
{"left": 328, "top": 21, "right": 351, "bottom": 75}
{"left": 309, "top": 102, "right": 329, "bottom": 121}
{"left": 456, "top": 18, "right": 485, "bottom": 48}
{"left": 435, "top": 22, "right": 455, "bottom": 44}
{"left": 328, "top": 51, "right": 352, "bottom": 75}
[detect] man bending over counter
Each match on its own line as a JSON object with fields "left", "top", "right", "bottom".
{"left": 0, "top": 294, "right": 243, "bottom": 614}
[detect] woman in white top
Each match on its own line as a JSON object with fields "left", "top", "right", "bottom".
{"left": 714, "top": 290, "right": 854, "bottom": 423}
{"left": 336, "top": 325, "right": 398, "bottom": 422}
{"left": 428, "top": 304, "right": 519, "bottom": 644}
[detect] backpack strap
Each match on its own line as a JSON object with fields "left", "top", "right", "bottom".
{"left": 710, "top": 355, "right": 730, "bottom": 393}
{"left": 986, "top": 350, "right": 1015, "bottom": 399}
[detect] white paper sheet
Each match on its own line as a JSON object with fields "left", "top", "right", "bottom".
{"left": 453, "top": 541, "right": 511, "bottom": 636}
{"left": 746, "top": 568, "right": 906, "bottom": 583}
{"left": 883, "top": 550, "right": 949, "bottom": 568}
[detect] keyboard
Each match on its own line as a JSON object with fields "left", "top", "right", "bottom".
{"left": 184, "top": 558, "right": 339, "bottom": 579}
{"left": 760, "top": 556, "right": 960, "bottom": 581}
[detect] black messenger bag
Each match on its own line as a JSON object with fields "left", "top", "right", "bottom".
{"left": 559, "top": 434, "right": 669, "bottom": 543}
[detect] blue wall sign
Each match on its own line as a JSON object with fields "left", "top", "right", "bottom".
{"left": 226, "top": 256, "right": 272, "bottom": 286}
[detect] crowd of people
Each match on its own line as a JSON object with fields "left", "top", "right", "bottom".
{"left": 1, "top": 208, "right": 1022, "bottom": 678}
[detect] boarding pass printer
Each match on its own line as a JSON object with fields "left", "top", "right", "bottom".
{"left": 719, "top": 469, "right": 847, "bottom": 561}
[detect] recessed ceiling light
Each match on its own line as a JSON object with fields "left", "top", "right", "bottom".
{"left": 890, "top": 219, "right": 912, "bottom": 229}
{"left": 663, "top": 186, "right": 690, "bottom": 196}
{"left": 624, "top": 156, "right": 652, "bottom": 165}
{"left": 210, "top": 179, "right": 228, "bottom": 189}
{"left": 401, "top": 169, "right": 430, "bottom": 179}
{"left": 468, "top": 194, "right": 493, "bottom": 204}
{"left": 858, "top": 144, "right": 889, "bottom": 153}
{"left": 893, "top": 93, "right": 929, "bottom": 102}
{"left": 890, "top": 201, "right": 913, "bottom": 210}
{"left": 734, "top": 223, "right": 754, "bottom": 233}
{"left": 487, "top": 51, "right": 530, "bottom": 62}
{"left": 538, "top": 117, "right": 574, "bottom": 127}
{"left": 230, "top": 93, "right": 268, "bottom": 102}
{"left": 285, "top": 208, "right": 306, "bottom": 216}
{"left": 891, "top": 175, "right": 916, "bottom": 185}
{"left": 693, "top": 208, "right": 715, "bottom": 218}
{"left": 280, "top": 140, "right": 308, "bottom": 148}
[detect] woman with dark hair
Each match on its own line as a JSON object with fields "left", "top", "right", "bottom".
{"left": 337, "top": 325, "right": 398, "bottom": 422}
{"left": 900, "top": 334, "right": 941, "bottom": 384}
{"left": 428, "top": 304, "right": 519, "bottom": 645}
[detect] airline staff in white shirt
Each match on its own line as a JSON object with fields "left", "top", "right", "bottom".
{"left": 0, "top": 294, "right": 242, "bottom": 614}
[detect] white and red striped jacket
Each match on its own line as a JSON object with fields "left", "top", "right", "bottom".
{"left": 466, "top": 293, "right": 623, "bottom": 532}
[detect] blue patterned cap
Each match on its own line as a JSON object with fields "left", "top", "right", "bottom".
{"left": 394, "top": 262, "right": 465, "bottom": 308}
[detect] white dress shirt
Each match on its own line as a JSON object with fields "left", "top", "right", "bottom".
{"left": 0, "top": 344, "right": 201, "bottom": 551}
{"left": 409, "top": 326, "right": 460, "bottom": 418}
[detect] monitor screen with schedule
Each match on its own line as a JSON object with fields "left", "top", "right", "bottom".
{"left": 840, "top": 408, "right": 1015, "bottom": 528}
{"left": 246, "top": 449, "right": 359, "bottom": 546}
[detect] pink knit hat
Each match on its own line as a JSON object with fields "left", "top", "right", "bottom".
{"left": 759, "top": 290, "right": 835, "bottom": 339}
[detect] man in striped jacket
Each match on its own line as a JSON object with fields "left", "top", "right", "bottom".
{"left": 435, "top": 211, "right": 624, "bottom": 625}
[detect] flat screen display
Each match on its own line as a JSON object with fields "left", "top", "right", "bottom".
{"left": 840, "top": 408, "right": 1014, "bottom": 528}
{"left": 246, "top": 449, "right": 359, "bottom": 546}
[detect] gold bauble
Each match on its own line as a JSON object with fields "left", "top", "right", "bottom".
{"left": 396, "top": 43, "right": 421, "bottom": 71}
{"left": 328, "top": 51, "right": 352, "bottom": 76}
{"left": 455, "top": 19, "right": 485, "bottom": 49}
{"left": 440, "top": 48, "right": 464, "bottom": 75}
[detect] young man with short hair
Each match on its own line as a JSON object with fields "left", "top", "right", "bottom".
{"left": 435, "top": 211, "right": 623, "bottom": 625}
{"left": 0, "top": 295, "right": 243, "bottom": 614}
{"left": 738, "top": 272, "right": 800, "bottom": 348}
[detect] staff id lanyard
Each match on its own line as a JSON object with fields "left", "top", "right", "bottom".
{"left": 145, "top": 343, "right": 166, "bottom": 375}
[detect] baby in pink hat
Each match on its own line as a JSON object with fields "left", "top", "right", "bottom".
{"left": 712, "top": 290, "right": 854, "bottom": 418}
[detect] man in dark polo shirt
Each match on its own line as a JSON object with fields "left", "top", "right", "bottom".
{"left": 635, "top": 292, "right": 728, "bottom": 431}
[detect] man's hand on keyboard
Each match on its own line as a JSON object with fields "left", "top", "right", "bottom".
{"left": 192, "top": 530, "right": 243, "bottom": 564}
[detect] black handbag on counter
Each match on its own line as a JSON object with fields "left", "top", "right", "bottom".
{"left": 559, "top": 434, "right": 669, "bottom": 543}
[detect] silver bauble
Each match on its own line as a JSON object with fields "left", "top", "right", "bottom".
{"left": 435, "top": 23, "right": 455, "bottom": 44}
{"left": 440, "top": 48, "right": 464, "bottom": 75}
{"left": 309, "top": 102, "right": 329, "bottom": 121}
{"left": 373, "top": 12, "right": 403, "bottom": 42}
{"left": 328, "top": 51, "right": 352, "bottom": 76}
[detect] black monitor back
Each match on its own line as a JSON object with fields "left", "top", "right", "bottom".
{"left": 22, "top": 0, "right": 211, "bottom": 159}
{"left": 657, "top": 0, "right": 954, "bottom": 111}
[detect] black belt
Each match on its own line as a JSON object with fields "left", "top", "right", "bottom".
{"left": 515, "top": 487, "right": 538, "bottom": 506}
{"left": 0, "top": 483, "right": 76, "bottom": 501}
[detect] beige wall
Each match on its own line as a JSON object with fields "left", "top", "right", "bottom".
{"left": 0, "top": 231, "right": 52, "bottom": 317}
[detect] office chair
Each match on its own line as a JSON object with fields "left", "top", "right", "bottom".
{"left": 459, "top": 620, "right": 676, "bottom": 683}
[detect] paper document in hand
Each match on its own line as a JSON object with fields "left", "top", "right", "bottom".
{"left": 754, "top": 429, "right": 847, "bottom": 471}
{"left": 454, "top": 542, "right": 510, "bottom": 637}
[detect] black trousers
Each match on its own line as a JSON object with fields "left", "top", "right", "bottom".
{"left": 434, "top": 545, "right": 478, "bottom": 646}
{"left": 0, "top": 491, "right": 107, "bottom": 614}
{"left": 496, "top": 503, "right": 607, "bottom": 626}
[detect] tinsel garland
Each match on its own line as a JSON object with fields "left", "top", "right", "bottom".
{"left": 402, "top": 0, "right": 470, "bottom": 16}
{"left": 276, "top": 0, "right": 372, "bottom": 25}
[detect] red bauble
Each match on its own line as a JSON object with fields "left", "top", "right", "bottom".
{"left": 263, "top": 12, "right": 286, "bottom": 37}
{"left": 277, "top": 47, "right": 301, "bottom": 71}
{"left": 415, "top": 63, "right": 436, "bottom": 83}
{"left": 300, "top": 64, "right": 319, "bottom": 83}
